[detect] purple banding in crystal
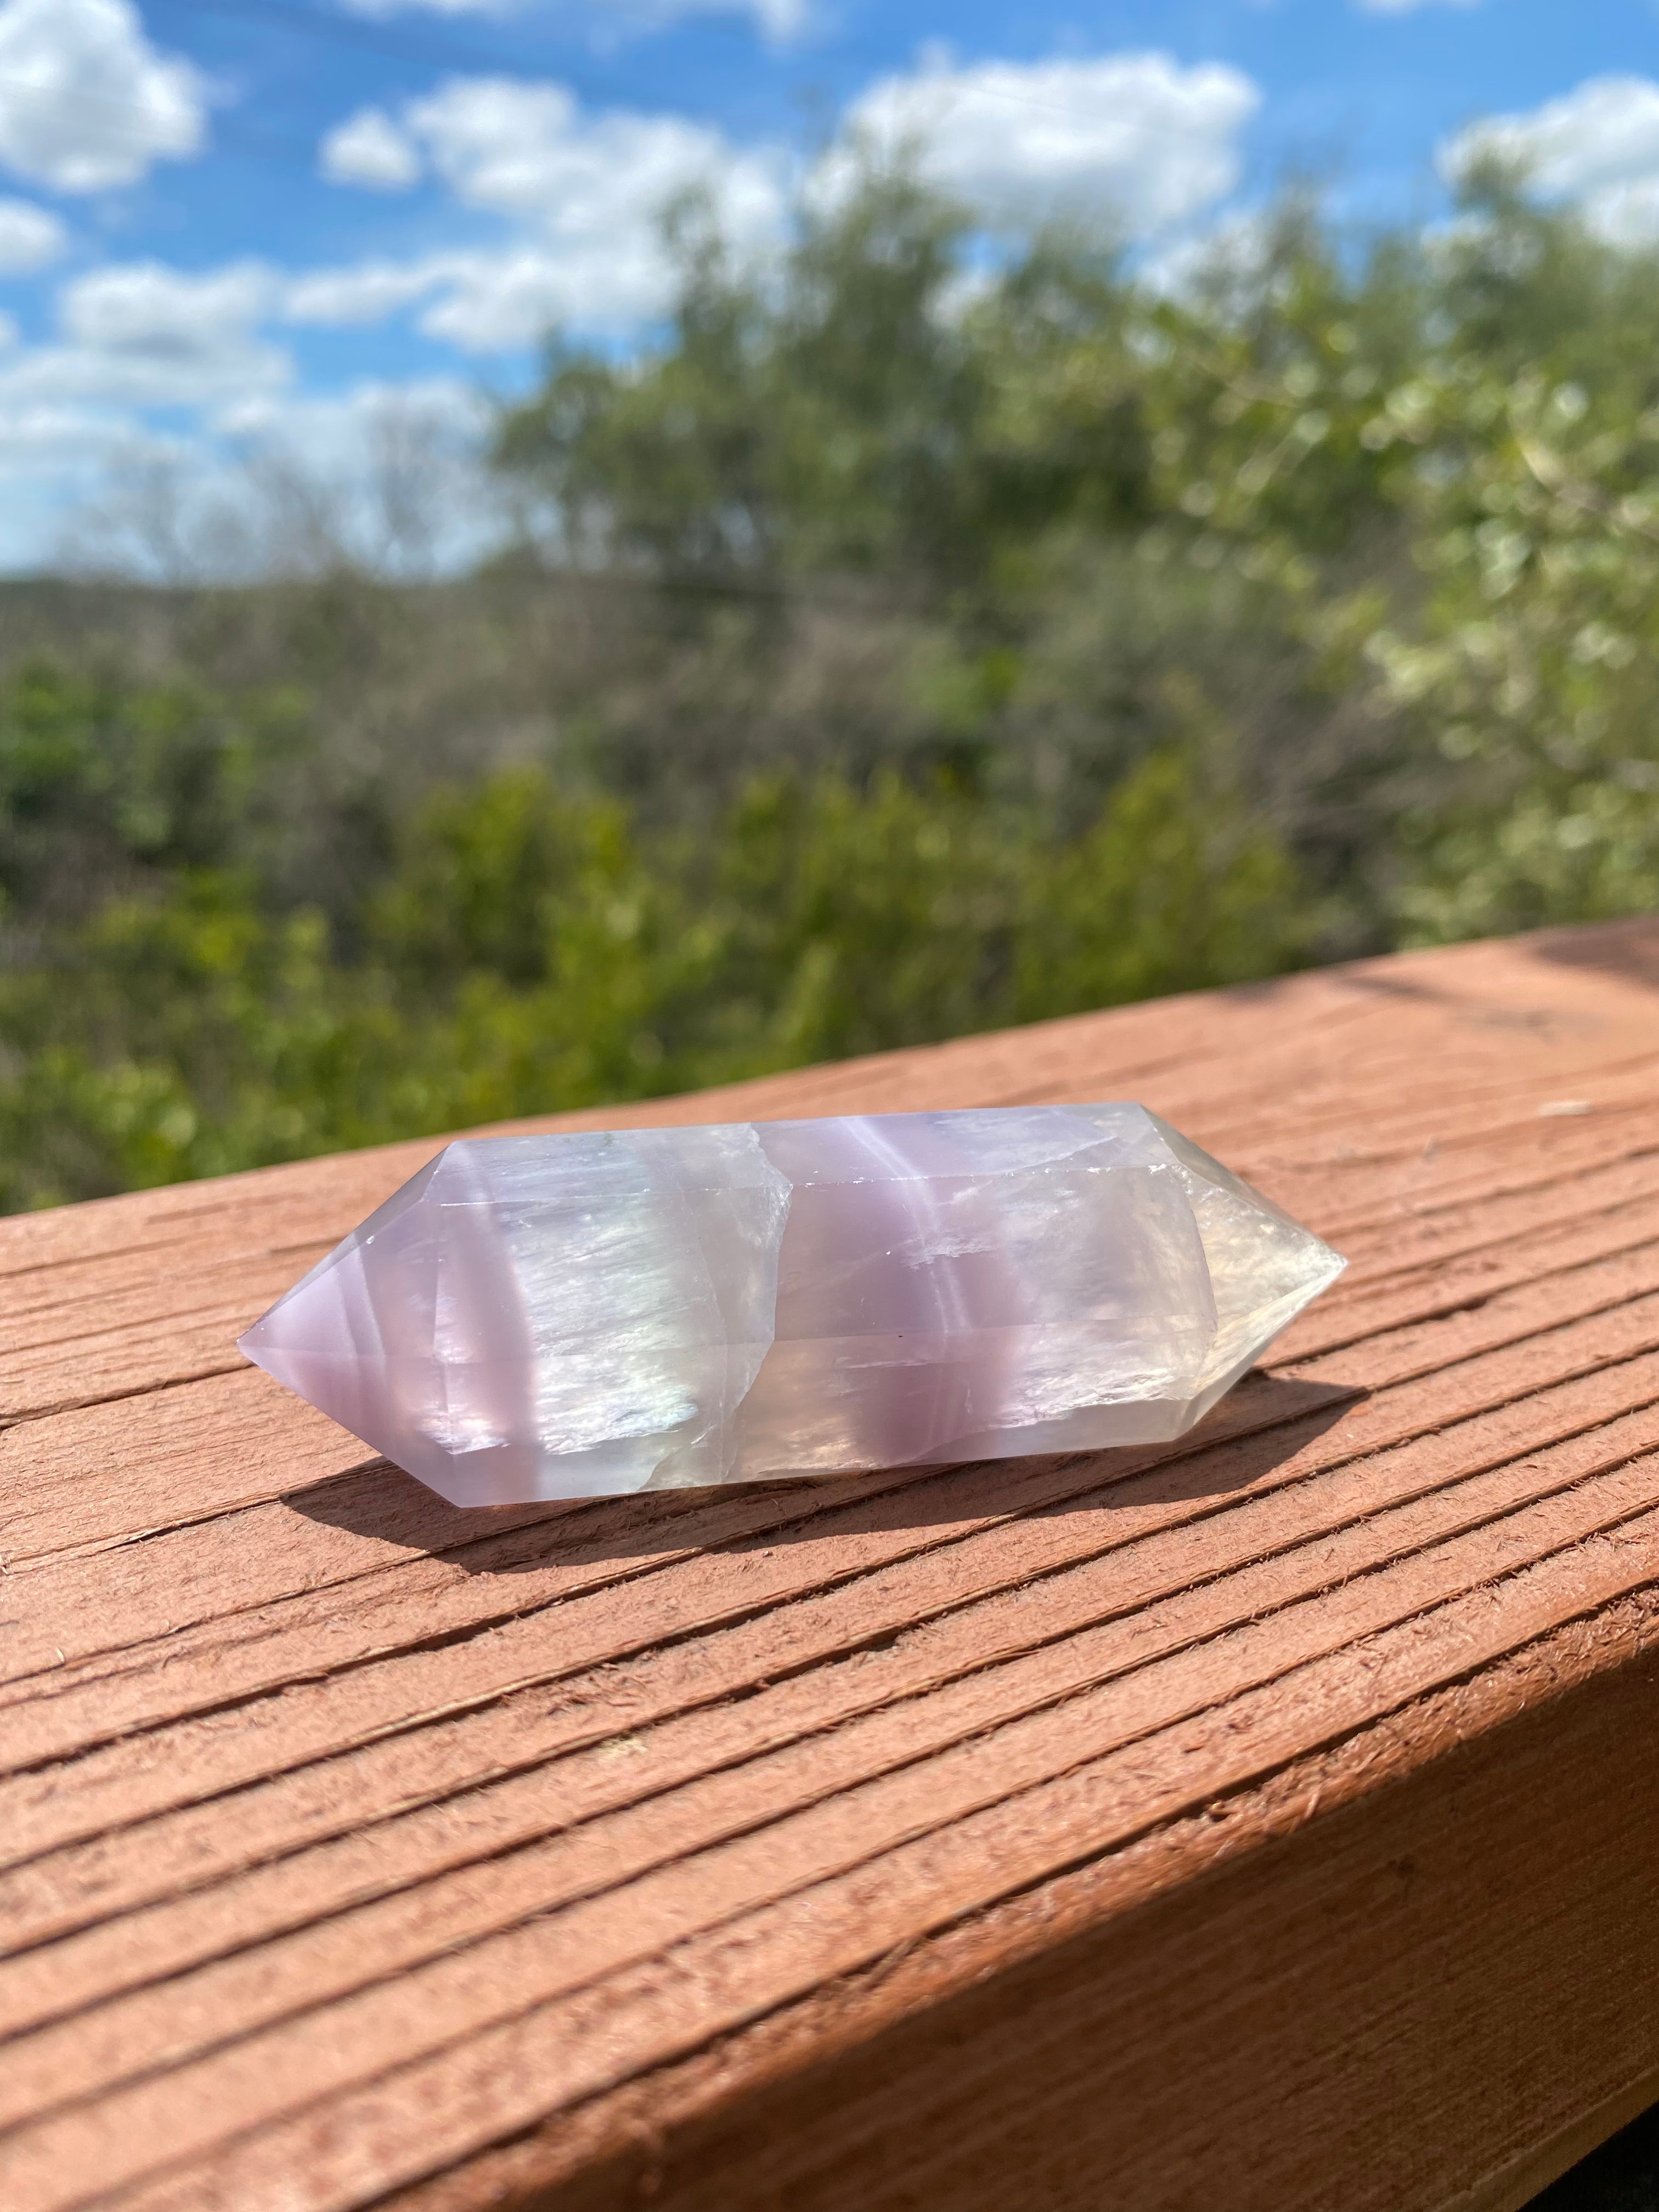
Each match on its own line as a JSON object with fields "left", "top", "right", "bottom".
{"left": 239, "top": 1105, "right": 1345, "bottom": 1504}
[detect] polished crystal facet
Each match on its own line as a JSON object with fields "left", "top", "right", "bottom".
{"left": 239, "top": 1107, "right": 1345, "bottom": 1505}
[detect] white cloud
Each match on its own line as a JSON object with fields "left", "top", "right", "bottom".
{"left": 320, "top": 106, "right": 422, "bottom": 191}
{"left": 213, "top": 374, "right": 488, "bottom": 456}
{"left": 0, "top": 267, "right": 502, "bottom": 573}
{"left": 829, "top": 52, "right": 1259, "bottom": 237}
{"left": 305, "top": 53, "right": 1260, "bottom": 354}
{"left": 590, "top": 0, "right": 809, "bottom": 33}
{"left": 342, "top": 0, "right": 809, "bottom": 35}
{"left": 287, "top": 238, "right": 702, "bottom": 351}
{"left": 0, "top": 195, "right": 65, "bottom": 273}
{"left": 346, "top": 0, "right": 515, "bottom": 15}
{"left": 0, "top": 399, "right": 128, "bottom": 467}
{"left": 1442, "top": 77, "right": 1659, "bottom": 245}
{"left": 61, "top": 259, "right": 271, "bottom": 356}
{"left": 654, "top": 0, "right": 807, "bottom": 31}
{"left": 285, "top": 258, "right": 443, "bottom": 326}
{"left": 1357, "top": 0, "right": 1478, "bottom": 14}
{"left": 0, "top": 0, "right": 207, "bottom": 194}
{"left": 403, "top": 76, "right": 788, "bottom": 247}
{"left": 29, "top": 259, "right": 290, "bottom": 404}
{"left": 419, "top": 242, "right": 670, "bottom": 348}
{"left": 309, "top": 75, "right": 792, "bottom": 346}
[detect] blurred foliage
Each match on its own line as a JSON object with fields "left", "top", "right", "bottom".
{"left": 0, "top": 718, "right": 1302, "bottom": 1207}
{"left": 7, "top": 162, "right": 1659, "bottom": 1206}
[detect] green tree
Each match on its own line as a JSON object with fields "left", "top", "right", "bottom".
{"left": 12, "top": 162, "right": 1659, "bottom": 1211}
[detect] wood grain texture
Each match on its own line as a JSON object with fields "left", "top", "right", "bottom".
{"left": 5, "top": 918, "right": 1659, "bottom": 2212}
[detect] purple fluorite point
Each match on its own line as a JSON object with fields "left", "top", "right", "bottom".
{"left": 239, "top": 1107, "right": 1344, "bottom": 1505}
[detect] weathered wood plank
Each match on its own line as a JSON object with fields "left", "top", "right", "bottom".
{"left": 4, "top": 919, "right": 1659, "bottom": 2211}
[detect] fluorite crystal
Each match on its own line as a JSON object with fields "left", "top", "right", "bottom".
{"left": 240, "top": 1107, "right": 1344, "bottom": 1505}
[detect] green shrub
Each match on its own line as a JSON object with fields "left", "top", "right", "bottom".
{"left": 9, "top": 166, "right": 1659, "bottom": 1206}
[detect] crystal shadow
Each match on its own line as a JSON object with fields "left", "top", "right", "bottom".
{"left": 279, "top": 1372, "right": 1362, "bottom": 1575}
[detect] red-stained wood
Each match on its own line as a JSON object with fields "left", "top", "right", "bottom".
{"left": 5, "top": 919, "right": 1659, "bottom": 2212}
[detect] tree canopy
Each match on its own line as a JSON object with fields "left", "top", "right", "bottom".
{"left": 5, "top": 162, "right": 1659, "bottom": 1205}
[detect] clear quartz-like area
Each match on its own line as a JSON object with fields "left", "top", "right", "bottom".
{"left": 239, "top": 1107, "right": 1345, "bottom": 1505}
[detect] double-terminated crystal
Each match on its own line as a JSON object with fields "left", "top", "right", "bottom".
{"left": 240, "top": 1107, "right": 1344, "bottom": 1506}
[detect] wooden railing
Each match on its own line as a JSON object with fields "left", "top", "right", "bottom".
{"left": 6, "top": 918, "right": 1659, "bottom": 2212}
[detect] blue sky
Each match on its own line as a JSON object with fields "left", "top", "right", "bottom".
{"left": 2, "top": 0, "right": 1658, "bottom": 571}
